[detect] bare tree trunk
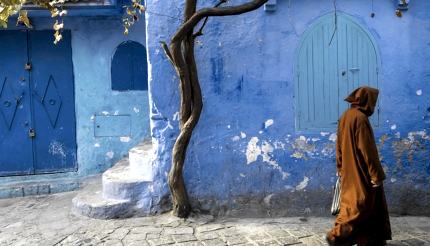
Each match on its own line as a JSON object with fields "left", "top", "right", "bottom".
{"left": 162, "top": 0, "right": 268, "bottom": 218}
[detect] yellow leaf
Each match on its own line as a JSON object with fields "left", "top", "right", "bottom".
{"left": 17, "top": 10, "right": 32, "bottom": 28}
{"left": 0, "top": 19, "right": 7, "bottom": 28}
{"left": 51, "top": 8, "right": 59, "bottom": 17}
{"left": 53, "top": 30, "right": 62, "bottom": 44}
{"left": 53, "top": 19, "right": 63, "bottom": 31}
{"left": 126, "top": 8, "right": 135, "bottom": 16}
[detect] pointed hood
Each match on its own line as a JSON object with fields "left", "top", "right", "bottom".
{"left": 345, "top": 86, "right": 379, "bottom": 116}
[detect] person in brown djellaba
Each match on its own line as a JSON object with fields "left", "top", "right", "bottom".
{"left": 326, "top": 86, "right": 392, "bottom": 246}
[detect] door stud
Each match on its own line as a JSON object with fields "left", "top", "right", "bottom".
{"left": 24, "top": 62, "right": 32, "bottom": 71}
{"left": 28, "top": 128, "right": 36, "bottom": 138}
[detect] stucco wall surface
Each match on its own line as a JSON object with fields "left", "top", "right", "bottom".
{"left": 0, "top": 16, "right": 150, "bottom": 194}
{"left": 146, "top": 0, "right": 430, "bottom": 216}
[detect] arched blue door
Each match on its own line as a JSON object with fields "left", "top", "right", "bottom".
{"left": 296, "top": 13, "right": 379, "bottom": 130}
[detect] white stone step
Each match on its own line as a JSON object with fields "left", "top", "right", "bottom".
{"left": 72, "top": 179, "right": 133, "bottom": 219}
{"left": 102, "top": 159, "right": 152, "bottom": 201}
{"left": 128, "top": 140, "right": 153, "bottom": 181}
{"left": 72, "top": 140, "right": 154, "bottom": 219}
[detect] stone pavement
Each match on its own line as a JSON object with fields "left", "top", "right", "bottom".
{"left": 0, "top": 191, "right": 429, "bottom": 246}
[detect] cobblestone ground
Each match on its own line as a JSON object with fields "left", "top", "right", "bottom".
{"left": 0, "top": 191, "right": 429, "bottom": 246}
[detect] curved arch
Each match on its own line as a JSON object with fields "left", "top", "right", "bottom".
{"left": 296, "top": 12, "right": 381, "bottom": 67}
{"left": 111, "top": 40, "right": 148, "bottom": 91}
{"left": 295, "top": 12, "right": 380, "bottom": 130}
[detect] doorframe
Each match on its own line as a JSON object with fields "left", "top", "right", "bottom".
{"left": 293, "top": 11, "right": 382, "bottom": 132}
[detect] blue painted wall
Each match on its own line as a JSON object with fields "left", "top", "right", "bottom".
{"left": 0, "top": 16, "right": 150, "bottom": 189}
{"left": 146, "top": 0, "right": 430, "bottom": 215}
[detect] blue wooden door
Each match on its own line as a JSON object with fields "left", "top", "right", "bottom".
{"left": 0, "top": 30, "right": 34, "bottom": 175}
{"left": 0, "top": 30, "right": 76, "bottom": 176}
{"left": 29, "top": 30, "right": 77, "bottom": 173}
{"left": 296, "top": 13, "right": 379, "bottom": 130}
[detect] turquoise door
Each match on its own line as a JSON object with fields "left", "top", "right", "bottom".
{"left": 296, "top": 13, "right": 379, "bottom": 130}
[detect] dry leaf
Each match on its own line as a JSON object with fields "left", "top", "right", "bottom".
{"left": 17, "top": 10, "right": 32, "bottom": 28}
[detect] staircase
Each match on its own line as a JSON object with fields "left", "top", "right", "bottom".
{"left": 72, "top": 140, "right": 154, "bottom": 219}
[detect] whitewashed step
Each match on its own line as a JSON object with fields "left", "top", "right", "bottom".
{"left": 128, "top": 140, "right": 153, "bottom": 180}
{"left": 102, "top": 159, "right": 152, "bottom": 201}
{"left": 72, "top": 180, "right": 133, "bottom": 219}
{"left": 72, "top": 140, "right": 154, "bottom": 219}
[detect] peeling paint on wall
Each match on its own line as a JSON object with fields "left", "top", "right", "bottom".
{"left": 173, "top": 112, "right": 179, "bottom": 121}
{"left": 246, "top": 137, "right": 260, "bottom": 164}
{"left": 231, "top": 136, "right": 240, "bottom": 142}
{"left": 291, "top": 136, "right": 316, "bottom": 159}
{"left": 329, "top": 133, "right": 337, "bottom": 142}
{"left": 392, "top": 130, "right": 430, "bottom": 168}
{"left": 321, "top": 143, "right": 335, "bottom": 157}
{"left": 246, "top": 137, "right": 290, "bottom": 179}
{"left": 296, "top": 176, "right": 310, "bottom": 190}
{"left": 264, "top": 119, "right": 274, "bottom": 129}
{"left": 120, "top": 136, "right": 131, "bottom": 143}
{"left": 106, "top": 151, "right": 114, "bottom": 159}
{"left": 264, "top": 194, "right": 274, "bottom": 205}
{"left": 49, "top": 141, "right": 67, "bottom": 158}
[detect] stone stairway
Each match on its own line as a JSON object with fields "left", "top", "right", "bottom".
{"left": 72, "top": 140, "right": 154, "bottom": 219}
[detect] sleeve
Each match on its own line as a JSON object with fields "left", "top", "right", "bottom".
{"left": 356, "top": 120, "right": 386, "bottom": 184}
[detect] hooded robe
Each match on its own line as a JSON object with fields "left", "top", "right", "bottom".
{"left": 328, "top": 87, "right": 391, "bottom": 245}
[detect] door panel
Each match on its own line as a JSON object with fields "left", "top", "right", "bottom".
{"left": 0, "top": 30, "right": 34, "bottom": 176}
{"left": 297, "top": 13, "right": 379, "bottom": 130}
{"left": 342, "top": 23, "right": 379, "bottom": 126}
{"left": 298, "top": 17, "right": 340, "bottom": 129}
{"left": 337, "top": 20, "right": 350, "bottom": 117}
{"left": 29, "top": 30, "right": 77, "bottom": 173}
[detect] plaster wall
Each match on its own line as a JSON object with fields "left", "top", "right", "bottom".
{"left": 0, "top": 16, "right": 150, "bottom": 195}
{"left": 146, "top": 0, "right": 430, "bottom": 216}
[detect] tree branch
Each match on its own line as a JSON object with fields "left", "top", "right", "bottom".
{"left": 172, "top": 0, "right": 268, "bottom": 43}
{"left": 160, "top": 41, "right": 175, "bottom": 66}
{"left": 192, "top": 0, "right": 228, "bottom": 38}
{"left": 184, "top": 0, "right": 197, "bottom": 21}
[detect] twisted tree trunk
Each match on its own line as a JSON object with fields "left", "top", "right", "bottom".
{"left": 162, "top": 0, "right": 268, "bottom": 218}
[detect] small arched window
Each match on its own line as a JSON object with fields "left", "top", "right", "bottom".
{"left": 111, "top": 41, "right": 148, "bottom": 91}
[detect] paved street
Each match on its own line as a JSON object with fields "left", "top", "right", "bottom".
{"left": 0, "top": 191, "right": 429, "bottom": 246}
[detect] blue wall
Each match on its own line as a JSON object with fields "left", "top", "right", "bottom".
{"left": 0, "top": 16, "right": 150, "bottom": 190}
{"left": 146, "top": 0, "right": 430, "bottom": 215}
